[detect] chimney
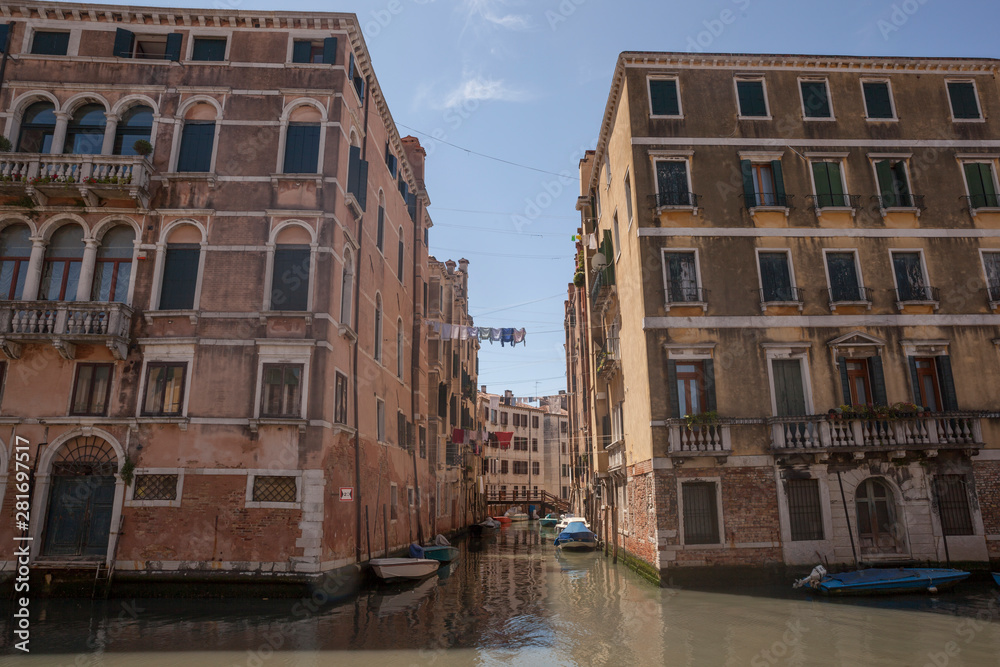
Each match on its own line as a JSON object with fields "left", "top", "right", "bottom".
{"left": 481, "top": 385, "right": 487, "bottom": 393}
{"left": 400, "top": 136, "right": 426, "bottom": 188}
{"left": 445, "top": 259, "right": 456, "bottom": 274}
{"left": 458, "top": 258, "right": 469, "bottom": 273}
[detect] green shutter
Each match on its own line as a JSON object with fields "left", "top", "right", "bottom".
{"left": 908, "top": 358, "right": 921, "bottom": 404}
{"left": 0, "top": 25, "right": 9, "bottom": 53}
{"left": 650, "top": 79, "right": 679, "bottom": 116}
{"left": 948, "top": 82, "right": 980, "bottom": 119}
{"left": 703, "top": 359, "right": 717, "bottom": 413}
{"left": 863, "top": 82, "right": 893, "bottom": 119}
{"left": 667, "top": 360, "right": 680, "bottom": 418}
{"left": 837, "top": 357, "right": 852, "bottom": 406}
{"left": 737, "top": 81, "right": 766, "bottom": 117}
{"left": 935, "top": 356, "right": 958, "bottom": 411}
{"left": 165, "top": 33, "right": 182, "bottom": 62}
{"left": 113, "top": 28, "right": 134, "bottom": 58}
{"left": 875, "top": 160, "right": 894, "bottom": 204}
{"left": 322, "top": 37, "right": 337, "bottom": 65}
{"left": 964, "top": 163, "right": 997, "bottom": 208}
{"left": 771, "top": 160, "right": 785, "bottom": 203}
{"left": 741, "top": 159, "right": 755, "bottom": 206}
{"left": 869, "top": 356, "right": 887, "bottom": 406}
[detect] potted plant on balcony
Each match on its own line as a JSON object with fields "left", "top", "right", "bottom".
{"left": 133, "top": 139, "right": 153, "bottom": 157}
{"left": 683, "top": 410, "right": 719, "bottom": 431}
{"left": 574, "top": 271, "right": 585, "bottom": 287}
{"left": 0, "top": 136, "right": 12, "bottom": 153}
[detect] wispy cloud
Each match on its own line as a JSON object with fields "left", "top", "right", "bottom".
{"left": 460, "top": 0, "right": 532, "bottom": 32}
{"left": 441, "top": 74, "right": 530, "bottom": 108}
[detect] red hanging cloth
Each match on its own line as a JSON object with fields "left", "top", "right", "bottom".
{"left": 495, "top": 432, "right": 513, "bottom": 449}
{"left": 452, "top": 428, "right": 465, "bottom": 444}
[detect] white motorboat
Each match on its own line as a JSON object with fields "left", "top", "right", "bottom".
{"left": 369, "top": 558, "right": 440, "bottom": 581}
{"left": 555, "top": 515, "right": 590, "bottom": 532}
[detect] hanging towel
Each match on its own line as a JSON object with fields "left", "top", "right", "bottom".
{"left": 478, "top": 327, "right": 492, "bottom": 341}
{"left": 468, "top": 326, "right": 478, "bottom": 340}
{"left": 459, "top": 326, "right": 470, "bottom": 341}
{"left": 452, "top": 428, "right": 465, "bottom": 444}
{"left": 428, "top": 319, "right": 441, "bottom": 335}
{"left": 501, "top": 328, "right": 514, "bottom": 347}
{"left": 489, "top": 395, "right": 499, "bottom": 411}
{"left": 589, "top": 233, "right": 598, "bottom": 250}
{"left": 513, "top": 328, "right": 526, "bottom": 346}
{"left": 440, "top": 323, "right": 452, "bottom": 338}
{"left": 496, "top": 432, "right": 514, "bottom": 449}
{"left": 450, "top": 325, "right": 461, "bottom": 340}
{"left": 490, "top": 328, "right": 502, "bottom": 342}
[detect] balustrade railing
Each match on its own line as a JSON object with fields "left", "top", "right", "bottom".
{"left": 770, "top": 414, "right": 982, "bottom": 450}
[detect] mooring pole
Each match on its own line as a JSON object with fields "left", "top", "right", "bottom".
{"left": 837, "top": 470, "right": 859, "bottom": 568}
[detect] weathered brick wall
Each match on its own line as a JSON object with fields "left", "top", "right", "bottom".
{"left": 621, "top": 468, "right": 656, "bottom": 564}
{"left": 974, "top": 461, "right": 1000, "bottom": 561}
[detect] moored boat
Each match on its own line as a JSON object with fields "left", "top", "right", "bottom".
{"left": 509, "top": 513, "right": 529, "bottom": 522}
{"left": 993, "top": 572, "right": 1000, "bottom": 587}
{"left": 538, "top": 513, "right": 559, "bottom": 528}
{"left": 554, "top": 521, "right": 598, "bottom": 552}
{"left": 794, "top": 565, "right": 971, "bottom": 596}
{"left": 492, "top": 516, "right": 512, "bottom": 526}
{"left": 369, "top": 558, "right": 441, "bottom": 582}
{"left": 555, "top": 515, "right": 589, "bottom": 532}
{"left": 423, "top": 545, "right": 460, "bottom": 563}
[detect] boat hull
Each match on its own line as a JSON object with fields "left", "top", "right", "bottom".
{"left": 805, "top": 568, "right": 971, "bottom": 596}
{"left": 422, "top": 545, "right": 459, "bottom": 563}
{"left": 557, "top": 540, "right": 597, "bottom": 551}
{"left": 510, "top": 514, "right": 529, "bottom": 522}
{"left": 492, "top": 516, "right": 512, "bottom": 526}
{"left": 993, "top": 572, "right": 1000, "bottom": 587}
{"left": 369, "top": 558, "right": 440, "bottom": 581}
{"left": 538, "top": 519, "right": 558, "bottom": 527}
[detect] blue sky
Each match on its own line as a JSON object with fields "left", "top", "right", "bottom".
{"left": 95, "top": 0, "right": 1000, "bottom": 396}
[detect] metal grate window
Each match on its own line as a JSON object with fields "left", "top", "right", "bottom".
{"left": 787, "top": 478, "right": 824, "bottom": 541}
{"left": 936, "top": 475, "right": 974, "bottom": 536}
{"left": 252, "top": 476, "right": 297, "bottom": 503}
{"left": 133, "top": 474, "right": 178, "bottom": 501}
{"left": 682, "top": 481, "right": 720, "bottom": 545}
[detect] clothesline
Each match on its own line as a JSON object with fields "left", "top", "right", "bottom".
{"left": 425, "top": 319, "right": 527, "bottom": 347}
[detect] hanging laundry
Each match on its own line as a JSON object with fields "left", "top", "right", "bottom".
{"left": 589, "top": 233, "right": 598, "bottom": 250}
{"left": 489, "top": 395, "right": 499, "bottom": 411}
{"left": 500, "top": 328, "right": 514, "bottom": 346}
{"left": 490, "top": 328, "right": 502, "bottom": 342}
{"left": 452, "top": 428, "right": 465, "bottom": 444}
{"left": 513, "top": 328, "right": 526, "bottom": 346}
{"left": 496, "top": 432, "right": 513, "bottom": 449}
{"left": 468, "top": 326, "right": 478, "bottom": 339}
{"left": 478, "top": 327, "right": 492, "bottom": 341}
{"left": 450, "top": 325, "right": 461, "bottom": 340}
{"left": 458, "top": 326, "right": 470, "bottom": 341}
{"left": 428, "top": 319, "right": 442, "bottom": 334}
{"left": 440, "top": 323, "right": 452, "bottom": 338}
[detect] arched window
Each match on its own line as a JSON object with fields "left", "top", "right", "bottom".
{"left": 397, "top": 317, "right": 404, "bottom": 378}
{"left": 271, "top": 226, "right": 310, "bottom": 311}
{"left": 64, "top": 104, "right": 106, "bottom": 154}
{"left": 856, "top": 477, "right": 904, "bottom": 555}
{"left": 374, "top": 293, "right": 383, "bottom": 363}
{"left": 176, "top": 103, "right": 216, "bottom": 172}
{"left": 376, "top": 191, "right": 385, "bottom": 253}
{"left": 17, "top": 101, "right": 57, "bottom": 153}
{"left": 114, "top": 105, "right": 154, "bottom": 155}
{"left": 158, "top": 224, "right": 201, "bottom": 310}
{"left": 340, "top": 247, "right": 354, "bottom": 325}
{"left": 0, "top": 224, "right": 32, "bottom": 300}
{"left": 92, "top": 225, "right": 135, "bottom": 302}
{"left": 397, "top": 226, "right": 405, "bottom": 280}
{"left": 283, "top": 105, "right": 321, "bottom": 174}
{"left": 41, "top": 225, "right": 85, "bottom": 301}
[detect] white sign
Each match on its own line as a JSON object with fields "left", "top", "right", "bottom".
{"left": 340, "top": 487, "right": 354, "bottom": 502}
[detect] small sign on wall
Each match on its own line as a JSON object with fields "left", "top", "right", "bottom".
{"left": 340, "top": 487, "right": 354, "bottom": 502}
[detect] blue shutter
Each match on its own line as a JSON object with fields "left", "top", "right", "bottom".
{"left": 159, "top": 245, "right": 199, "bottom": 310}
{"left": 177, "top": 122, "right": 214, "bottom": 172}
{"left": 741, "top": 160, "right": 755, "bottom": 206}
{"left": 271, "top": 246, "right": 310, "bottom": 311}
{"left": 0, "top": 25, "right": 9, "bottom": 53}
{"left": 113, "top": 28, "right": 134, "bottom": 58}
{"left": 165, "top": 33, "right": 182, "bottom": 61}
{"left": 348, "top": 53, "right": 355, "bottom": 82}
{"left": 935, "top": 356, "right": 958, "bottom": 411}
{"left": 322, "top": 37, "right": 337, "bottom": 64}
{"left": 667, "top": 359, "right": 680, "bottom": 418}
{"left": 406, "top": 192, "right": 416, "bottom": 220}
{"left": 347, "top": 145, "right": 361, "bottom": 199}
{"left": 291, "top": 40, "right": 311, "bottom": 63}
{"left": 356, "top": 158, "right": 368, "bottom": 211}
{"left": 283, "top": 124, "right": 319, "bottom": 174}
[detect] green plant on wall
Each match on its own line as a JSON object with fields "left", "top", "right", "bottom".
{"left": 683, "top": 410, "right": 719, "bottom": 431}
{"left": 120, "top": 456, "right": 135, "bottom": 486}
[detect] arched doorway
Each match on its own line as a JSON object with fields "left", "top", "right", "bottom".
{"left": 42, "top": 436, "right": 118, "bottom": 558}
{"left": 855, "top": 477, "right": 905, "bottom": 555}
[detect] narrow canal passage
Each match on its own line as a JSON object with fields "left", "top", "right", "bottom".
{"left": 4, "top": 526, "right": 1000, "bottom": 666}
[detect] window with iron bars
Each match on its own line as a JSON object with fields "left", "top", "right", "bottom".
{"left": 133, "top": 474, "right": 178, "bottom": 501}
{"left": 252, "top": 476, "right": 297, "bottom": 503}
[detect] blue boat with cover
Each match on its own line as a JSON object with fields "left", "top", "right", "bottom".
{"left": 553, "top": 521, "right": 597, "bottom": 551}
{"left": 795, "top": 565, "right": 970, "bottom": 596}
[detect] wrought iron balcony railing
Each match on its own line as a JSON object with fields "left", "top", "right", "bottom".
{"left": 828, "top": 286, "right": 873, "bottom": 306}
{"left": 742, "top": 192, "right": 793, "bottom": 209}
{"left": 758, "top": 286, "right": 802, "bottom": 307}
{"left": 665, "top": 286, "right": 708, "bottom": 305}
{"left": 873, "top": 193, "right": 925, "bottom": 210}
{"left": 652, "top": 191, "right": 699, "bottom": 208}
{"left": 895, "top": 285, "right": 940, "bottom": 305}
{"left": 807, "top": 193, "right": 862, "bottom": 210}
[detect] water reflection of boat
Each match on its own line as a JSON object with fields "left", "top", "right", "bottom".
{"left": 370, "top": 576, "right": 438, "bottom": 616}
{"left": 795, "top": 566, "right": 971, "bottom": 596}
{"left": 423, "top": 545, "right": 459, "bottom": 563}
{"left": 437, "top": 560, "right": 460, "bottom": 580}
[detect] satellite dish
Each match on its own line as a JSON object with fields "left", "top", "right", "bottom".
{"left": 592, "top": 253, "right": 608, "bottom": 270}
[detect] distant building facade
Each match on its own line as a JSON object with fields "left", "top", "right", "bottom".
{"left": 574, "top": 51, "right": 1000, "bottom": 580}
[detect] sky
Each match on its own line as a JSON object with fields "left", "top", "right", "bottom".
{"left": 86, "top": 0, "right": 1000, "bottom": 396}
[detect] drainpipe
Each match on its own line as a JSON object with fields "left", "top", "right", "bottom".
{"left": 351, "top": 73, "right": 371, "bottom": 564}
{"left": 410, "top": 187, "right": 424, "bottom": 545}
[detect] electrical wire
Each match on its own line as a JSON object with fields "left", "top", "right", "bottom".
{"left": 396, "top": 123, "right": 573, "bottom": 178}
{"left": 429, "top": 245, "right": 566, "bottom": 259}
{"left": 431, "top": 207, "right": 577, "bottom": 221}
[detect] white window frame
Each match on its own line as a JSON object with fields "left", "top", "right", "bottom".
{"left": 23, "top": 26, "right": 78, "bottom": 57}
{"left": 888, "top": 248, "right": 937, "bottom": 309}
{"left": 945, "top": 79, "right": 984, "bottom": 123}
{"left": 957, "top": 156, "right": 1000, "bottom": 214}
{"left": 660, "top": 247, "right": 706, "bottom": 311}
{"left": 252, "top": 341, "right": 312, "bottom": 421}
{"left": 859, "top": 78, "right": 898, "bottom": 122}
{"left": 275, "top": 100, "right": 327, "bottom": 177}
{"left": 135, "top": 341, "right": 196, "bottom": 419}
{"left": 284, "top": 33, "right": 334, "bottom": 66}
{"left": 647, "top": 75, "right": 683, "bottom": 119}
{"left": 376, "top": 397, "right": 386, "bottom": 443}
{"left": 677, "top": 476, "right": 724, "bottom": 548}
{"left": 125, "top": 468, "right": 184, "bottom": 508}
{"left": 733, "top": 76, "right": 771, "bottom": 120}
{"left": 763, "top": 344, "right": 815, "bottom": 418}
{"left": 978, "top": 248, "right": 1000, "bottom": 307}
{"left": 821, "top": 248, "right": 869, "bottom": 307}
{"left": 263, "top": 221, "right": 319, "bottom": 313}
{"left": 67, "top": 360, "right": 117, "bottom": 417}
{"left": 806, "top": 153, "right": 851, "bottom": 211}
{"left": 245, "top": 471, "right": 302, "bottom": 509}
{"left": 612, "top": 212, "right": 621, "bottom": 262}
{"left": 754, "top": 248, "right": 801, "bottom": 309}
{"left": 185, "top": 32, "right": 232, "bottom": 63}
{"left": 168, "top": 97, "right": 223, "bottom": 175}
{"left": 623, "top": 169, "right": 634, "bottom": 229}
{"left": 649, "top": 151, "right": 695, "bottom": 210}
{"left": 866, "top": 153, "right": 917, "bottom": 214}
{"left": 797, "top": 77, "right": 835, "bottom": 121}
{"left": 775, "top": 470, "right": 834, "bottom": 545}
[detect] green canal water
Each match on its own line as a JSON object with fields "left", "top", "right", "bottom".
{"left": 2, "top": 526, "right": 1000, "bottom": 666}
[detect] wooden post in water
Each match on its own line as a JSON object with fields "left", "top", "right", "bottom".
{"left": 365, "top": 506, "right": 371, "bottom": 561}
{"left": 603, "top": 506, "right": 609, "bottom": 557}
{"left": 611, "top": 505, "right": 619, "bottom": 564}
{"left": 383, "top": 504, "right": 389, "bottom": 557}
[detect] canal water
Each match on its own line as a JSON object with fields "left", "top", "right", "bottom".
{"left": 3, "top": 525, "right": 1000, "bottom": 666}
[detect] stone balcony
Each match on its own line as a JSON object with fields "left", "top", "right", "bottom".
{"left": 607, "top": 439, "right": 625, "bottom": 472}
{"left": 667, "top": 421, "right": 732, "bottom": 459}
{"left": 0, "top": 301, "right": 133, "bottom": 360}
{"left": 0, "top": 154, "right": 152, "bottom": 208}
{"left": 770, "top": 413, "right": 983, "bottom": 458}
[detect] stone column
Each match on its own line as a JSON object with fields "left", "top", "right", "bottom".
{"left": 101, "top": 113, "right": 119, "bottom": 156}
{"left": 21, "top": 237, "right": 47, "bottom": 300}
{"left": 76, "top": 239, "right": 99, "bottom": 301}
{"left": 50, "top": 112, "right": 71, "bottom": 155}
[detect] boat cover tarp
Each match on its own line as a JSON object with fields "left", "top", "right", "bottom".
{"left": 555, "top": 521, "right": 596, "bottom": 545}
{"left": 408, "top": 543, "right": 425, "bottom": 558}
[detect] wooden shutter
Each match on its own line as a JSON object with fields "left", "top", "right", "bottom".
{"left": 291, "top": 40, "right": 311, "bottom": 63}
{"left": 773, "top": 359, "right": 806, "bottom": 416}
{"left": 0, "top": 25, "right": 9, "bottom": 53}
{"left": 177, "top": 122, "right": 214, "bottom": 172}
{"left": 907, "top": 358, "right": 921, "bottom": 403}
{"left": 159, "top": 245, "right": 199, "bottom": 310}
{"left": 283, "top": 123, "right": 320, "bottom": 174}
{"left": 666, "top": 359, "right": 680, "bottom": 418}
{"left": 935, "top": 356, "right": 958, "bottom": 410}
{"left": 964, "top": 163, "right": 997, "bottom": 207}
{"left": 272, "top": 246, "right": 310, "bottom": 311}
{"left": 736, "top": 80, "right": 765, "bottom": 117}
{"left": 868, "top": 356, "right": 887, "bottom": 405}
{"left": 741, "top": 159, "right": 755, "bottom": 205}
{"left": 703, "top": 359, "right": 717, "bottom": 413}
{"left": 406, "top": 192, "right": 416, "bottom": 220}
{"left": 649, "top": 79, "right": 679, "bottom": 116}
{"left": 165, "top": 33, "right": 182, "bottom": 62}
{"left": 348, "top": 53, "right": 355, "bottom": 83}
{"left": 838, "top": 358, "right": 852, "bottom": 406}
{"left": 770, "top": 160, "right": 786, "bottom": 202}
{"left": 376, "top": 206, "right": 384, "bottom": 249}
{"left": 322, "top": 37, "right": 337, "bottom": 64}
{"left": 357, "top": 158, "right": 368, "bottom": 211}
{"left": 863, "top": 82, "right": 893, "bottom": 118}
{"left": 113, "top": 28, "right": 134, "bottom": 58}
{"left": 948, "top": 82, "right": 979, "bottom": 119}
